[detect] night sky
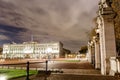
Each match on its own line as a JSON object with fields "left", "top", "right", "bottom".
{"left": 0, "top": 0, "right": 99, "bottom": 52}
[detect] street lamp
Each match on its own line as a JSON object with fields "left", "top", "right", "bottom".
{"left": 46, "top": 48, "right": 52, "bottom": 53}
{"left": 0, "top": 75, "right": 7, "bottom": 80}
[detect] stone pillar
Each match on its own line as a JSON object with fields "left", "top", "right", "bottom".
{"left": 97, "top": 1, "right": 116, "bottom": 75}
{"left": 91, "top": 42, "right": 95, "bottom": 65}
{"left": 103, "top": 16, "right": 116, "bottom": 75}
{"left": 97, "top": 16, "right": 106, "bottom": 75}
{"left": 93, "top": 36, "right": 101, "bottom": 69}
{"left": 87, "top": 43, "right": 92, "bottom": 63}
{"left": 117, "top": 58, "right": 120, "bottom": 73}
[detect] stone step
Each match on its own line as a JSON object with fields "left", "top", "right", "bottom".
{"left": 62, "top": 69, "right": 100, "bottom": 75}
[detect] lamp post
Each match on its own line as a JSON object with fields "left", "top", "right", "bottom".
{"left": 26, "top": 61, "right": 29, "bottom": 80}
{"left": 45, "top": 60, "right": 48, "bottom": 73}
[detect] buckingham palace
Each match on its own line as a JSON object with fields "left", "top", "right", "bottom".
{"left": 2, "top": 42, "right": 63, "bottom": 59}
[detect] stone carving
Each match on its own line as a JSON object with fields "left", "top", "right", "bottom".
{"left": 106, "top": 0, "right": 112, "bottom": 7}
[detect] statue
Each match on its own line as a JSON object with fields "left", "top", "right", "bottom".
{"left": 106, "top": 0, "right": 112, "bottom": 7}
{"left": 100, "top": 0, "right": 112, "bottom": 8}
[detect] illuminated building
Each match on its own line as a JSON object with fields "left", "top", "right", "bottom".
{"left": 2, "top": 42, "right": 63, "bottom": 59}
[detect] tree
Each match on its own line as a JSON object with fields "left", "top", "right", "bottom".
{"left": 63, "top": 48, "right": 71, "bottom": 55}
{"left": 89, "top": 28, "right": 96, "bottom": 41}
{"left": 112, "top": 0, "right": 120, "bottom": 56}
{"left": 0, "top": 47, "right": 3, "bottom": 54}
{"left": 60, "top": 48, "right": 71, "bottom": 58}
{"left": 79, "top": 46, "right": 88, "bottom": 54}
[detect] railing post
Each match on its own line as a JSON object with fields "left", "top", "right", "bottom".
{"left": 46, "top": 60, "right": 48, "bottom": 73}
{"left": 26, "top": 61, "right": 29, "bottom": 80}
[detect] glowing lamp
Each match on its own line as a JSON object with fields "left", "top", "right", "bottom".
{"left": 0, "top": 75, "right": 7, "bottom": 80}
{"left": 46, "top": 48, "right": 52, "bottom": 53}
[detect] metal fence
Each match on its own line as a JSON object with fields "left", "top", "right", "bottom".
{"left": 0, "top": 60, "right": 48, "bottom": 80}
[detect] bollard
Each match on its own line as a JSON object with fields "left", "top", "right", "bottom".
{"left": 46, "top": 60, "right": 48, "bottom": 73}
{"left": 26, "top": 61, "right": 30, "bottom": 80}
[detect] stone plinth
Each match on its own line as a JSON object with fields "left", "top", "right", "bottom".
{"left": 109, "top": 57, "right": 120, "bottom": 76}
{"left": 97, "top": 2, "right": 116, "bottom": 75}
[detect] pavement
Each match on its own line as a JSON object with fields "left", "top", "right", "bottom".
{"left": 0, "top": 60, "right": 95, "bottom": 69}
{"left": 11, "top": 70, "right": 118, "bottom": 80}
{"left": 5, "top": 59, "right": 118, "bottom": 80}
{"left": 32, "top": 74, "right": 118, "bottom": 80}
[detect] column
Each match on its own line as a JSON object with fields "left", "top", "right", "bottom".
{"left": 88, "top": 42, "right": 92, "bottom": 63}
{"left": 103, "top": 18, "right": 116, "bottom": 75}
{"left": 93, "top": 36, "right": 101, "bottom": 69}
{"left": 91, "top": 44, "right": 95, "bottom": 65}
{"left": 98, "top": 16, "right": 106, "bottom": 75}
{"left": 97, "top": 2, "right": 116, "bottom": 75}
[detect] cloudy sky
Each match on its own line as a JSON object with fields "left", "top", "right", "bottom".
{"left": 0, "top": 0, "right": 99, "bottom": 52}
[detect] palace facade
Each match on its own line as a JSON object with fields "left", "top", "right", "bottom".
{"left": 2, "top": 42, "right": 63, "bottom": 59}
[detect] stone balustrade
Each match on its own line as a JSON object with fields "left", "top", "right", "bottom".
{"left": 110, "top": 57, "right": 120, "bottom": 76}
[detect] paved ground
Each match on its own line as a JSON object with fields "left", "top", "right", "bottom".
{"left": 3, "top": 59, "right": 118, "bottom": 80}
{"left": 11, "top": 73, "right": 118, "bottom": 80}
{"left": 33, "top": 74, "right": 118, "bottom": 80}
{"left": 0, "top": 59, "right": 94, "bottom": 69}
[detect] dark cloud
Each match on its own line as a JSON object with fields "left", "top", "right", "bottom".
{"left": 0, "top": 0, "right": 99, "bottom": 52}
{"left": 0, "top": 24, "right": 27, "bottom": 43}
{"left": 0, "top": 24, "right": 26, "bottom": 33}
